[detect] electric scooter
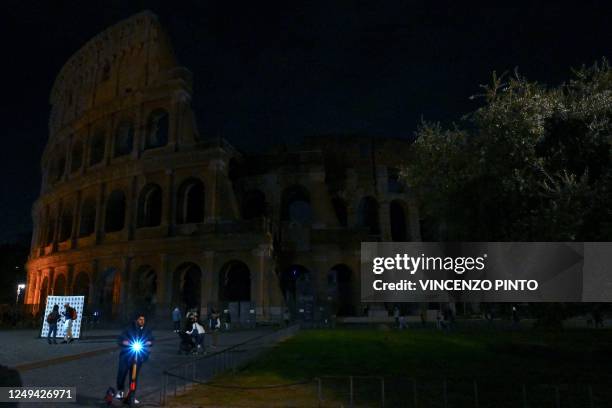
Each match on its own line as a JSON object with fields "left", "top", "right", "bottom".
{"left": 105, "top": 338, "right": 148, "bottom": 406}
{"left": 123, "top": 339, "right": 146, "bottom": 405}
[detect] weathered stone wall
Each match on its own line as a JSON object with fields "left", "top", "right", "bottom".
{"left": 27, "top": 12, "right": 418, "bottom": 322}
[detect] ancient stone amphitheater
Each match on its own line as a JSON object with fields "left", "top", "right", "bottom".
{"left": 26, "top": 11, "right": 419, "bottom": 323}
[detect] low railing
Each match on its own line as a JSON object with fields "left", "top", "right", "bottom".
{"left": 159, "top": 324, "right": 300, "bottom": 405}
{"left": 311, "top": 376, "right": 607, "bottom": 408}
{"left": 160, "top": 373, "right": 611, "bottom": 407}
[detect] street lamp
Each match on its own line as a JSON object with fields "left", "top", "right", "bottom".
{"left": 16, "top": 283, "right": 26, "bottom": 304}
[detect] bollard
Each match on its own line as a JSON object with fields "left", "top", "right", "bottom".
{"left": 413, "top": 378, "right": 418, "bottom": 408}
{"left": 317, "top": 377, "right": 322, "bottom": 407}
{"left": 588, "top": 385, "right": 594, "bottom": 408}
{"left": 473, "top": 380, "right": 479, "bottom": 408}
{"left": 380, "top": 377, "right": 385, "bottom": 407}
{"left": 522, "top": 384, "right": 527, "bottom": 408}
{"left": 555, "top": 386, "right": 560, "bottom": 408}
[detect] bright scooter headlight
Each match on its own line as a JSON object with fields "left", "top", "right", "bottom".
{"left": 130, "top": 339, "right": 144, "bottom": 354}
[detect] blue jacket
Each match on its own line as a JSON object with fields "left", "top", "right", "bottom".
{"left": 172, "top": 309, "right": 181, "bottom": 322}
{"left": 118, "top": 322, "right": 154, "bottom": 362}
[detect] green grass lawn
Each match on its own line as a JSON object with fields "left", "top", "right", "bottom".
{"left": 171, "top": 327, "right": 612, "bottom": 407}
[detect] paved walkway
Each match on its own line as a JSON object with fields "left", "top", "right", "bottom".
{"left": 1, "top": 328, "right": 272, "bottom": 407}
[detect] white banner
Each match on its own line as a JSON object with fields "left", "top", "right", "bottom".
{"left": 40, "top": 296, "right": 85, "bottom": 339}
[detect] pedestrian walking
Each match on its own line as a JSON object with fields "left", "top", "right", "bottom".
{"left": 46, "top": 305, "right": 60, "bottom": 344}
{"left": 399, "top": 314, "right": 407, "bottom": 330}
{"left": 208, "top": 310, "right": 220, "bottom": 348}
{"left": 393, "top": 305, "right": 400, "bottom": 329}
{"left": 223, "top": 309, "right": 231, "bottom": 331}
{"left": 61, "top": 303, "right": 76, "bottom": 343}
{"left": 172, "top": 306, "right": 181, "bottom": 333}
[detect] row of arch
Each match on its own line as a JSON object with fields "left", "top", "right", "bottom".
{"left": 39, "top": 177, "right": 205, "bottom": 245}
{"left": 37, "top": 261, "right": 251, "bottom": 307}
{"left": 39, "top": 182, "right": 412, "bottom": 247}
{"left": 37, "top": 261, "right": 355, "bottom": 317}
{"left": 280, "top": 185, "right": 412, "bottom": 241}
{"left": 48, "top": 109, "right": 170, "bottom": 184}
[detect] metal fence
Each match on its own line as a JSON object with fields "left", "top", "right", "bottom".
{"left": 159, "top": 324, "right": 300, "bottom": 405}
{"left": 161, "top": 370, "right": 609, "bottom": 407}
{"left": 314, "top": 376, "right": 605, "bottom": 408}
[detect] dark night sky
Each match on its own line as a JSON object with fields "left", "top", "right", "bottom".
{"left": 1, "top": 1, "right": 610, "bottom": 244}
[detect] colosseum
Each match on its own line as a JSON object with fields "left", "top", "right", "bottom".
{"left": 25, "top": 11, "right": 419, "bottom": 324}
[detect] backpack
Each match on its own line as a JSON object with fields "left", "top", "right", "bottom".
{"left": 70, "top": 308, "right": 77, "bottom": 320}
{"left": 46, "top": 311, "right": 58, "bottom": 324}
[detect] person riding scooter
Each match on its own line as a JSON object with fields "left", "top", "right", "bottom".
{"left": 115, "top": 313, "right": 154, "bottom": 404}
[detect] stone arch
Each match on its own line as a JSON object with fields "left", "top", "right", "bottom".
{"left": 105, "top": 190, "right": 126, "bottom": 232}
{"left": 219, "top": 261, "right": 251, "bottom": 302}
{"left": 53, "top": 273, "right": 67, "bottom": 296}
{"left": 71, "top": 140, "right": 83, "bottom": 172}
{"left": 331, "top": 197, "right": 348, "bottom": 227}
{"left": 73, "top": 271, "right": 90, "bottom": 297}
{"left": 176, "top": 178, "right": 205, "bottom": 224}
{"left": 89, "top": 127, "right": 106, "bottom": 166}
{"left": 79, "top": 198, "right": 96, "bottom": 237}
{"left": 114, "top": 118, "right": 134, "bottom": 157}
{"left": 173, "top": 262, "right": 202, "bottom": 310}
{"left": 145, "top": 109, "right": 169, "bottom": 149}
{"left": 132, "top": 265, "right": 158, "bottom": 314}
{"left": 328, "top": 264, "right": 353, "bottom": 316}
{"left": 390, "top": 200, "right": 409, "bottom": 242}
{"left": 281, "top": 185, "right": 312, "bottom": 224}
{"left": 280, "top": 264, "right": 312, "bottom": 318}
{"left": 59, "top": 205, "right": 73, "bottom": 242}
{"left": 137, "top": 183, "right": 162, "bottom": 227}
{"left": 98, "top": 268, "right": 121, "bottom": 318}
{"left": 241, "top": 189, "right": 267, "bottom": 220}
{"left": 357, "top": 196, "right": 380, "bottom": 234}
{"left": 39, "top": 276, "right": 49, "bottom": 308}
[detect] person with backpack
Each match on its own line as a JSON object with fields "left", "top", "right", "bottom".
{"left": 46, "top": 304, "right": 60, "bottom": 344}
{"left": 61, "top": 303, "right": 77, "bottom": 343}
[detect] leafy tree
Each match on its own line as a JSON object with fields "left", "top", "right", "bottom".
{"left": 402, "top": 59, "right": 612, "bottom": 325}
{"left": 403, "top": 59, "right": 611, "bottom": 241}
